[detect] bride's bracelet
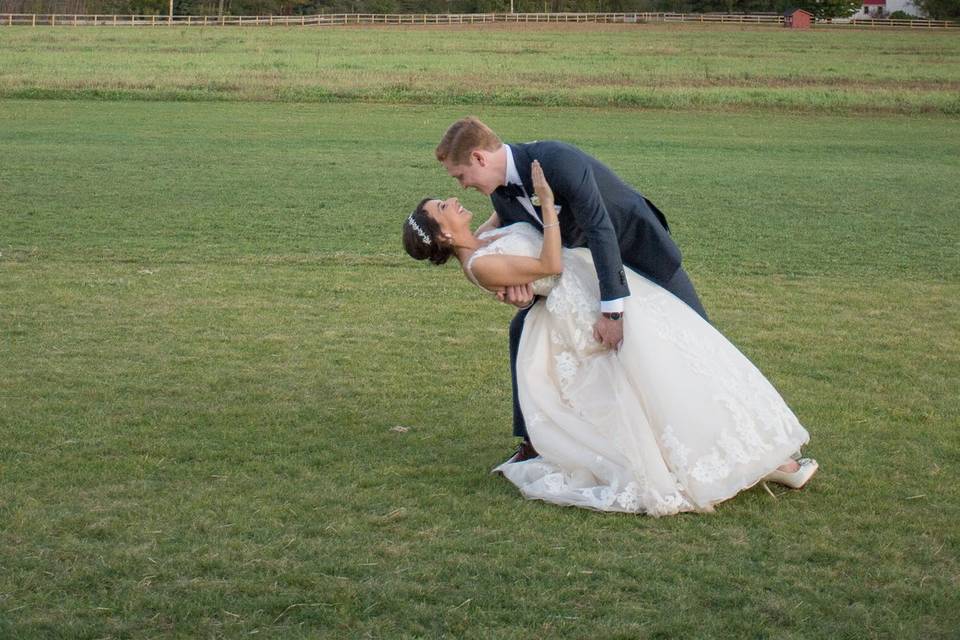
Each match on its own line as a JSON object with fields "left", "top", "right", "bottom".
{"left": 543, "top": 222, "right": 559, "bottom": 229}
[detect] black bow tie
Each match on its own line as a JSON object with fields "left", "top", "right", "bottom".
{"left": 496, "top": 183, "right": 525, "bottom": 198}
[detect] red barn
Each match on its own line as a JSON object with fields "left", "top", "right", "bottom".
{"left": 784, "top": 8, "right": 813, "bottom": 28}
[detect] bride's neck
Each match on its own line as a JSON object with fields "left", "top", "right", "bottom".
{"left": 452, "top": 233, "right": 480, "bottom": 265}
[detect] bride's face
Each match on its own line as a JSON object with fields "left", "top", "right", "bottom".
{"left": 425, "top": 197, "right": 473, "bottom": 237}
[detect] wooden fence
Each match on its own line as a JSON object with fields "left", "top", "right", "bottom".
{"left": 0, "top": 12, "right": 956, "bottom": 29}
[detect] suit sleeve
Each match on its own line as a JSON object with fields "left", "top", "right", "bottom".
{"left": 546, "top": 147, "right": 630, "bottom": 303}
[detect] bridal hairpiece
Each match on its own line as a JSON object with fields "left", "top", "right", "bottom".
{"left": 407, "top": 214, "right": 431, "bottom": 245}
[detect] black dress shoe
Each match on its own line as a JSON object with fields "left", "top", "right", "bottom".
{"left": 505, "top": 440, "right": 539, "bottom": 464}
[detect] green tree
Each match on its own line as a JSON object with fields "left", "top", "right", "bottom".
{"left": 912, "top": 0, "right": 960, "bottom": 18}
{"left": 690, "top": 0, "right": 775, "bottom": 12}
{"left": 123, "top": 0, "right": 167, "bottom": 11}
{"left": 791, "top": 0, "right": 859, "bottom": 18}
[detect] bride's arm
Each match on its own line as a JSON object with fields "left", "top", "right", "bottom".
{"left": 470, "top": 160, "right": 562, "bottom": 289}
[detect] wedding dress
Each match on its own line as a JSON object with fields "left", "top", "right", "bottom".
{"left": 468, "top": 223, "right": 810, "bottom": 516}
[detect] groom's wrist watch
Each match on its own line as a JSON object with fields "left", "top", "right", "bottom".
{"left": 602, "top": 312, "right": 623, "bottom": 321}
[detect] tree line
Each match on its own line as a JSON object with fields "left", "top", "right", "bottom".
{"left": 1, "top": 0, "right": 957, "bottom": 19}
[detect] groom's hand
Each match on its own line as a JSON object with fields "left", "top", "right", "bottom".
{"left": 594, "top": 316, "right": 624, "bottom": 351}
{"left": 497, "top": 284, "right": 535, "bottom": 309}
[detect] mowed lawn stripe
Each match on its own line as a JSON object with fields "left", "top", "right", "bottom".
{"left": 1, "top": 25, "right": 959, "bottom": 114}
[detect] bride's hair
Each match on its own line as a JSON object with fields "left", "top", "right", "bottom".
{"left": 403, "top": 198, "right": 454, "bottom": 266}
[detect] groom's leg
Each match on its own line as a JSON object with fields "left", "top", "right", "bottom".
{"left": 509, "top": 304, "right": 534, "bottom": 439}
{"left": 664, "top": 267, "right": 709, "bottom": 322}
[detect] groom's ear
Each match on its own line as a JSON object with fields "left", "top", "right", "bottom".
{"left": 471, "top": 150, "right": 487, "bottom": 167}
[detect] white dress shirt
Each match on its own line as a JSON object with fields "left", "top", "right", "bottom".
{"left": 504, "top": 144, "right": 541, "bottom": 225}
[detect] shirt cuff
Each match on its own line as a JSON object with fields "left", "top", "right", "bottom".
{"left": 600, "top": 298, "right": 626, "bottom": 314}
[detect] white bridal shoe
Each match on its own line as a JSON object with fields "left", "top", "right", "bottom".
{"left": 763, "top": 458, "right": 819, "bottom": 489}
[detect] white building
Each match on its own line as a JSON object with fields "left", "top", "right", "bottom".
{"left": 852, "top": 0, "right": 924, "bottom": 18}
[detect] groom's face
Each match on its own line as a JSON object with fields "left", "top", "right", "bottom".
{"left": 442, "top": 151, "right": 501, "bottom": 196}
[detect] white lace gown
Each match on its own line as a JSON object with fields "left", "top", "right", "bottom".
{"left": 469, "top": 223, "right": 810, "bottom": 516}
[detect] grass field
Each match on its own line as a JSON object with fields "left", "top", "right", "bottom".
{"left": 2, "top": 24, "right": 960, "bottom": 638}
{"left": 2, "top": 24, "right": 960, "bottom": 113}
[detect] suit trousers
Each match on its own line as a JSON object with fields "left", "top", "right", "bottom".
{"left": 509, "top": 267, "right": 708, "bottom": 440}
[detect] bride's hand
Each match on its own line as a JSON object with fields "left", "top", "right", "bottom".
{"left": 531, "top": 160, "right": 554, "bottom": 208}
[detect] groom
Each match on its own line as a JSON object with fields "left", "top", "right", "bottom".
{"left": 436, "top": 116, "right": 708, "bottom": 462}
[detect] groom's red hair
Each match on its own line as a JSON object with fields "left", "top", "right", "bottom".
{"left": 436, "top": 117, "right": 502, "bottom": 166}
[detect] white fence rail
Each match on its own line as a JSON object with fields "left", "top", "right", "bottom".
{"left": 0, "top": 12, "right": 956, "bottom": 29}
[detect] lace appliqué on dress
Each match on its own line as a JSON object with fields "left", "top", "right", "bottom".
{"left": 636, "top": 289, "right": 805, "bottom": 491}
{"left": 520, "top": 463, "right": 694, "bottom": 516}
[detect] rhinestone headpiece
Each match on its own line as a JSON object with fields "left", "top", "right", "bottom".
{"left": 407, "top": 214, "right": 431, "bottom": 245}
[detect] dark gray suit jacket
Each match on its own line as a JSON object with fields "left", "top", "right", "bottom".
{"left": 491, "top": 141, "right": 683, "bottom": 303}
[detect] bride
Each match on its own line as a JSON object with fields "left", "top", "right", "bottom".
{"left": 403, "top": 161, "right": 818, "bottom": 516}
